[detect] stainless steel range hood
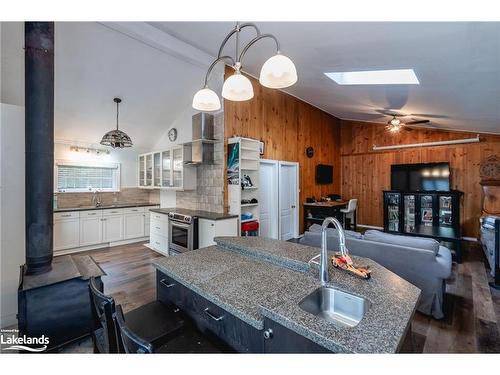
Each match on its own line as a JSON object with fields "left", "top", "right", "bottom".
{"left": 184, "top": 113, "right": 217, "bottom": 165}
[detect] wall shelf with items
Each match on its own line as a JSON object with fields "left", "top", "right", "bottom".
{"left": 138, "top": 145, "right": 196, "bottom": 190}
{"left": 227, "top": 137, "right": 261, "bottom": 236}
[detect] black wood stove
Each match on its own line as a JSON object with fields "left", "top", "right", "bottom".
{"left": 17, "top": 22, "right": 104, "bottom": 352}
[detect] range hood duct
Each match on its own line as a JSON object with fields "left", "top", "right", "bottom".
{"left": 186, "top": 113, "right": 216, "bottom": 165}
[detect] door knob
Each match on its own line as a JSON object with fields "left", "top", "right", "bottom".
{"left": 291, "top": 205, "right": 296, "bottom": 209}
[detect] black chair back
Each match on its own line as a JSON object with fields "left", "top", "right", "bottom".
{"left": 115, "top": 305, "right": 154, "bottom": 354}
{"left": 89, "top": 277, "right": 119, "bottom": 353}
{"left": 328, "top": 194, "right": 341, "bottom": 201}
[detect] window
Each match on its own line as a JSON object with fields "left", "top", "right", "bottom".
{"left": 55, "top": 161, "right": 121, "bottom": 193}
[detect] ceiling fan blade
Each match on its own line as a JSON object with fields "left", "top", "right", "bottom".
{"left": 410, "top": 113, "right": 451, "bottom": 119}
{"left": 405, "top": 119, "right": 430, "bottom": 125}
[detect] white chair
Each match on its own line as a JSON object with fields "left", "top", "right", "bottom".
{"left": 340, "top": 199, "right": 358, "bottom": 230}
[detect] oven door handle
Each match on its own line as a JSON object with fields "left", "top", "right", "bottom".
{"left": 170, "top": 221, "right": 191, "bottom": 229}
{"left": 160, "top": 279, "right": 176, "bottom": 288}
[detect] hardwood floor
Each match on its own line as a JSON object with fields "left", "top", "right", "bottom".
{"left": 78, "top": 240, "right": 500, "bottom": 353}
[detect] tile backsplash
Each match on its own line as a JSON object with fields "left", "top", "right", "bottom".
{"left": 176, "top": 112, "right": 224, "bottom": 213}
{"left": 56, "top": 187, "right": 159, "bottom": 208}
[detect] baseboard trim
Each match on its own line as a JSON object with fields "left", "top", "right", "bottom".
{"left": 54, "top": 237, "right": 150, "bottom": 257}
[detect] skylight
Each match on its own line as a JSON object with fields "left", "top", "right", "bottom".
{"left": 324, "top": 69, "right": 419, "bottom": 85}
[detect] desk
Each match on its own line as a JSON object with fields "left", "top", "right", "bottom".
{"left": 303, "top": 201, "right": 349, "bottom": 231}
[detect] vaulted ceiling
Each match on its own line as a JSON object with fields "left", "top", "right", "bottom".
{"left": 152, "top": 22, "right": 500, "bottom": 134}
{"left": 2, "top": 21, "right": 499, "bottom": 152}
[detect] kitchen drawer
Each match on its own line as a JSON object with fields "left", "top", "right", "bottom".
{"left": 54, "top": 211, "right": 80, "bottom": 221}
{"left": 80, "top": 210, "right": 102, "bottom": 218}
{"left": 102, "top": 208, "right": 124, "bottom": 216}
{"left": 150, "top": 212, "right": 168, "bottom": 222}
{"left": 156, "top": 272, "right": 183, "bottom": 307}
{"left": 123, "top": 207, "right": 145, "bottom": 214}
{"left": 150, "top": 233, "right": 168, "bottom": 253}
{"left": 156, "top": 270, "right": 263, "bottom": 353}
{"left": 150, "top": 218, "right": 167, "bottom": 235}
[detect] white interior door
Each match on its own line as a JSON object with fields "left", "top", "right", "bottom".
{"left": 279, "top": 162, "right": 299, "bottom": 240}
{"left": 259, "top": 160, "right": 279, "bottom": 239}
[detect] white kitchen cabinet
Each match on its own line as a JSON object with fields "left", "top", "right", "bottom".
{"left": 138, "top": 146, "right": 196, "bottom": 191}
{"left": 54, "top": 215, "right": 80, "bottom": 251}
{"left": 124, "top": 213, "right": 145, "bottom": 240}
{"left": 79, "top": 211, "right": 103, "bottom": 246}
{"left": 102, "top": 214, "right": 124, "bottom": 243}
{"left": 198, "top": 217, "right": 238, "bottom": 248}
{"left": 53, "top": 205, "right": 157, "bottom": 254}
{"left": 149, "top": 211, "right": 168, "bottom": 254}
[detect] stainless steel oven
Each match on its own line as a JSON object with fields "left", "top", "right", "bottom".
{"left": 168, "top": 212, "right": 198, "bottom": 254}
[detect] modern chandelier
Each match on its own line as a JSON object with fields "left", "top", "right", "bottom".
{"left": 100, "top": 97, "right": 133, "bottom": 148}
{"left": 192, "top": 22, "right": 298, "bottom": 111}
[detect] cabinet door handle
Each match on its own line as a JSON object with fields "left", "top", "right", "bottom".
{"left": 160, "top": 279, "right": 176, "bottom": 288}
{"left": 156, "top": 227, "right": 161, "bottom": 230}
{"left": 61, "top": 214, "right": 71, "bottom": 217}
{"left": 263, "top": 328, "right": 273, "bottom": 339}
{"left": 204, "top": 308, "right": 224, "bottom": 321}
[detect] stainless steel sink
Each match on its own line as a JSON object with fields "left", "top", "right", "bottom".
{"left": 299, "top": 287, "right": 369, "bottom": 327}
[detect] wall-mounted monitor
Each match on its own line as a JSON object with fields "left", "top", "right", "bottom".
{"left": 391, "top": 162, "right": 450, "bottom": 191}
{"left": 316, "top": 164, "right": 333, "bottom": 184}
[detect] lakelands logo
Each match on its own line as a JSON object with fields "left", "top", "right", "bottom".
{"left": 1, "top": 329, "right": 49, "bottom": 352}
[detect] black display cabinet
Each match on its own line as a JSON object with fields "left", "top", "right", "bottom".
{"left": 383, "top": 190, "right": 463, "bottom": 262}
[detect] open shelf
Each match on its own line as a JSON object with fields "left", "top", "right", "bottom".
{"left": 241, "top": 218, "right": 259, "bottom": 223}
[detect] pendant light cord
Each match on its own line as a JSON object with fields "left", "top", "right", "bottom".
{"left": 116, "top": 100, "right": 119, "bottom": 130}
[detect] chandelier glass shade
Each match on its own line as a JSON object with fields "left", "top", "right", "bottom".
{"left": 192, "top": 87, "right": 221, "bottom": 111}
{"left": 100, "top": 98, "right": 133, "bottom": 148}
{"left": 221, "top": 70, "right": 254, "bottom": 101}
{"left": 259, "top": 54, "right": 297, "bottom": 89}
{"left": 193, "top": 22, "right": 297, "bottom": 112}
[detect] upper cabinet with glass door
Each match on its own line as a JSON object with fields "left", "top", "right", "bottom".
{"left": 138, "top": 145, "right": 196, "bottom": 190}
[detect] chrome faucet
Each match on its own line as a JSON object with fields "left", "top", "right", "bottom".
{"left": 319, "top": 217, "right": 348, "bottom": 285}
{"left": 92, "top": 189, "right": 102, "bottom": 207}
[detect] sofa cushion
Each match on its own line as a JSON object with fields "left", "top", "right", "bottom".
{"left": 307, "top": 223, "right": 363, "bottom": 239}
{"left": 364, "top": 230, "right": 440, "bottom": 255}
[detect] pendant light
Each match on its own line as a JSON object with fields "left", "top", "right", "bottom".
{"left": 100, "top": 97, "right": 133, "bottom": 148}
{"left": 192, "top": 22, "right": 297, "bottom": 112}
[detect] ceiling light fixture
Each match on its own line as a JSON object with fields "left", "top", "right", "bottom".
{"left": 100, "top": 98, "right": 133, "bottom": 149}
{"left": 192, "top": 22, "right": 297, "bottom": 111}
{"left": 387, "top": 115, "right": 403, "bottom": 132}
{"left": 325, "top": 69, "right": 419, "bottom": 85}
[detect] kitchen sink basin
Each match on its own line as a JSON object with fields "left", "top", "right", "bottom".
{"left": 299, "top": 287, "right": 369, "bottom": 327}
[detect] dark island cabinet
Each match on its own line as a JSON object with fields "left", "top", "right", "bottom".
{"left": 262, "top": 318, "right": 331, "bottom": 353}
{"left": 156, "top": 270, "right": 333, "bottom": 353}
{"left": 156, "top": 270, "right": 263, "bottom": 353}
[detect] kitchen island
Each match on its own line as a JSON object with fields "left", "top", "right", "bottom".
{"left": 152, "top": 237, "right": 420, "bottom": 353}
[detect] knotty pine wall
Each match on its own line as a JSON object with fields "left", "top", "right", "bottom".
{"left": 223, "top": 68, "right": 341, "bottom": 231}
{"left": 340, "top": 120, "right": 500, "bottom": 238}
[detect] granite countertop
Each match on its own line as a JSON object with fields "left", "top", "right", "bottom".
{"left": 54, "top": 203, "right": 159, "bottom": 212}
{"left": 152, "top": 237, "right": 421, "bottom": 353}
{"left": 150, "top": 208, "right": 238, "bottom": 221}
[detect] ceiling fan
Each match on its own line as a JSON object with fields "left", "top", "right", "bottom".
{"left": 386, "top": 113, "right": 430, "bottom": 132}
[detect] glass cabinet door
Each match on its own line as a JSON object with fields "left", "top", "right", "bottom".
{"left": 153, "top": 152, "right": 161, "bottom": 187}
{"left": 420, "top": 195, "right": 434, "bottom": 226}
{"left": 172, "top": 147, "right": 183, "bottom": 188}
{"left": 403, "top": 195, "right": 416, "bottom": 233}
{"left": 386, "top": 193, "right": 400, "bottom": 232}
{"left": 145, "top": 154, "right": 153, "bottom": 187}
{"left": 439, "top": 195, "right": 453, "bottom": 227}
{"left": 162, "top": 150, "right": 171, "bottom": 187}
{"left": 139, "top": 155, "right": 145, "bottom": 186}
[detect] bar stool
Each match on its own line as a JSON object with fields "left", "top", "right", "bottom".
{"left": 88, "top": 277, "right": 184, "bottom": 353}
{"left": 115, "top": 305, "right": 234, "bottom": 353}
{"left": 340, "top": 199, "right": 358, "bottom": 230}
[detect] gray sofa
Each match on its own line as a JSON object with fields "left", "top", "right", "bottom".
{"left": 300, "top": 225, "right": 452, "bottom": 319}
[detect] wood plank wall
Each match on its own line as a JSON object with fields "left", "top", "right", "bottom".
{"left": 340, "top": 120, "right": 500, "bottom": 238}
{"left": 223, "top": 67, "right": 341, "bottom": 231}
